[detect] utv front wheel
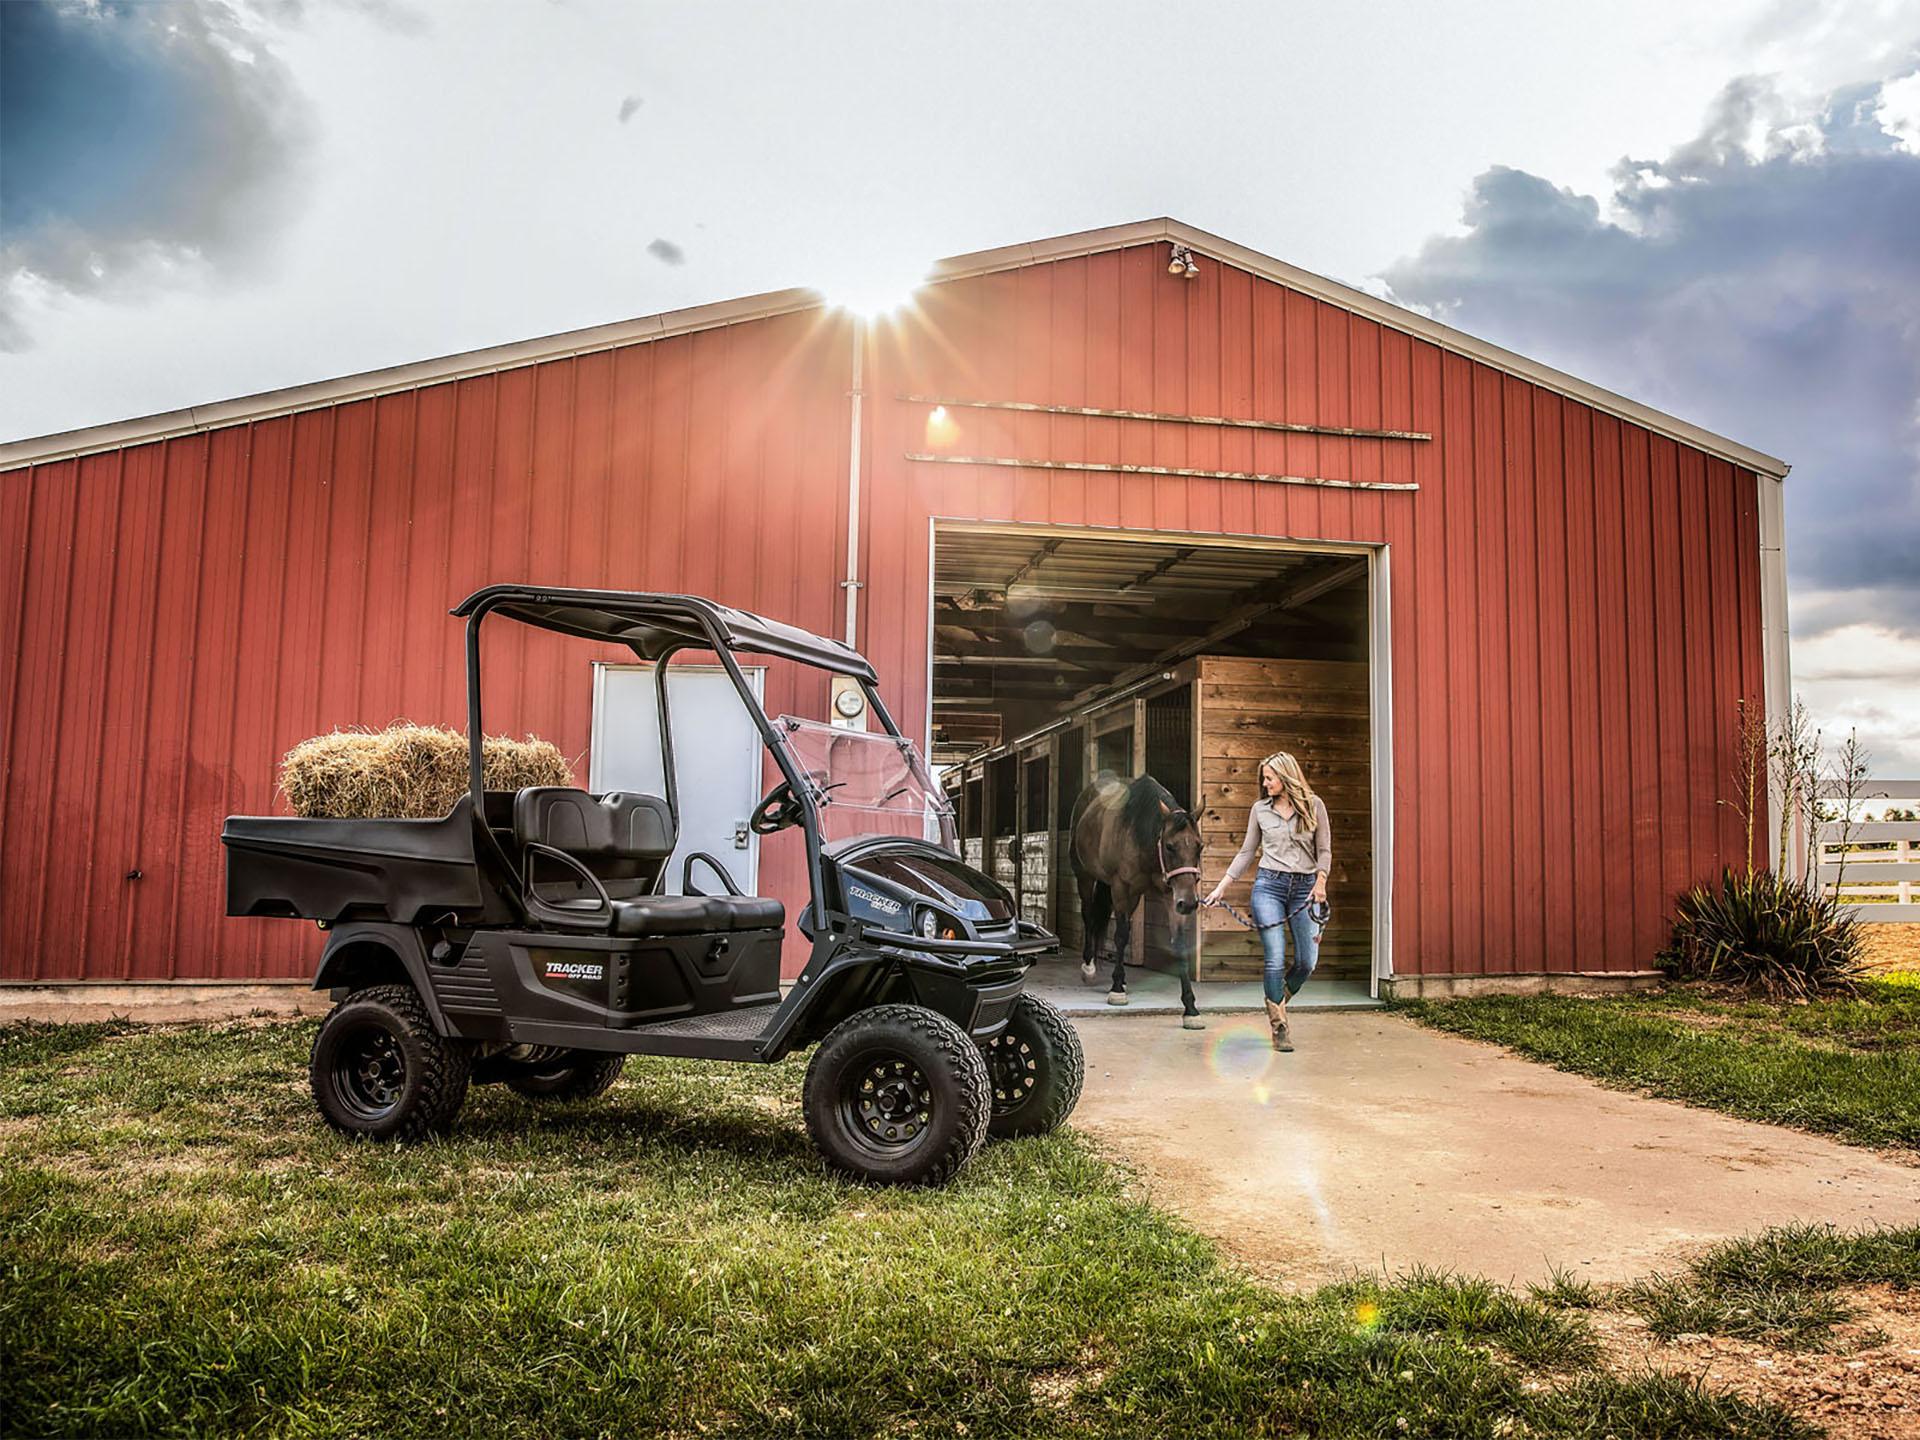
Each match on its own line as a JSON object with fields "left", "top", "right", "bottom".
{"left": 981, "top": 993, "right": 1084, "bottom": 1139}
{"left": 803, "top": 1004, "right": 990, "bottom": 1186}
{"left": 310, "top": 984, "right": 470, "bottom": 1142}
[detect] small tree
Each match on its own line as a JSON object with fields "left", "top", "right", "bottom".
{"left": 1825, "top": 729, "right": 1872, "bottom": 899}
{"left": 1661, "top": 701, "right": 1866, "bottom": 996}
{"left": 1769, "top": 697, "right": 1822, "bottom": 878}
{"left": 1723, "top": 697, "right": 1767, "bottom": 874}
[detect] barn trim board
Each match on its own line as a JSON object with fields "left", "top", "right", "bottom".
{"left": 1757, "top": 472, "right": 1792, "bottom": 869}
{"left": 927, "top": 519, "right": 1391, "bottom": 995}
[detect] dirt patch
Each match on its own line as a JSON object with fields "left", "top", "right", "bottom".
{"left": 1589, "top": 1285, "right": 1920, "bottom": 1439}
{"left": 1861, "top": 925, "right": 1920, "bottom": 975}
{"left": 1028, "top": 1344, "right": 1112, "bottom": 1410}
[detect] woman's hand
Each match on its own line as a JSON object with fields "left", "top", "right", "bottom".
{"left": 1311, "top": 875, "right": 1327, "bottom": 905}
{"left": 1203, "top": 881, "right": 1227, "bottom": 906}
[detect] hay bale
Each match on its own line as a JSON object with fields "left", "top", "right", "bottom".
{"left": 279, "top": 723, "right": 575, "bottom": 820}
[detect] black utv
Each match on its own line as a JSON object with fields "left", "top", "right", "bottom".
{"left": 223, "top": 585, "right": 1082, "bottom": 1186}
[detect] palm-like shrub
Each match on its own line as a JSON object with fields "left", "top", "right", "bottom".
{"left": 1658, "top": 868, "right": 1864, "bottom": 997}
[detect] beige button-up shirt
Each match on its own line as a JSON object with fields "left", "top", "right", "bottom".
{"left": 1224, "top": 795, "right": 1332, "bottom": 880}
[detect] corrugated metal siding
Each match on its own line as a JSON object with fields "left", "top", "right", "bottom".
{"left": 2, "top": 310, "right": 852, "bottom": 980}
{"left": 861, "top": 244, "right": 1764, "bottom": 976}
{"left": 1, "top": 240, "right": 1763, "bottom": 983}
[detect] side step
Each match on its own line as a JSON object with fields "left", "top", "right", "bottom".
{"left": 506, "top": 1003, "right": 781, "bottom": 1061}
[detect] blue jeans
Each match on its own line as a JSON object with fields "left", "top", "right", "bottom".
{"left": 1249, "top": 869, "right": 1321, "bottom": 1004}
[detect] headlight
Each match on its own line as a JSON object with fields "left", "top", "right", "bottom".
{"left": 916, "top": 907, "right": 960, "bottom": 940}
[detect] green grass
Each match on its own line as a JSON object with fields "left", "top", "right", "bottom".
{"left": 1395, "top": 977, "right": 1920, "bottom": 1151}
{"left": 1620, "top": 1223, "right": 1920, "bottom": 1349}
{"left": 0, "top": 1020, "right": 1821, "bottom": 1439}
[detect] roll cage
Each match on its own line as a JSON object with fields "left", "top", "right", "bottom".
{"left": 451, "top": 584, "right": 925, "bottom": 934}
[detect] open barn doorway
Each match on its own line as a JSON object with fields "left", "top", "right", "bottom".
{"left": 933, "top": 524, "right": 1386, "bottom": 1002}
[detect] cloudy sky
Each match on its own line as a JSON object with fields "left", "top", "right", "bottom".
{"left": 3, "top": 0, "right": 1918, "bottom": 767}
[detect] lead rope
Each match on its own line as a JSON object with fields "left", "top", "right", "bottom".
{"left": 1201, "top": 891, "right": 1329, "bottom": 934}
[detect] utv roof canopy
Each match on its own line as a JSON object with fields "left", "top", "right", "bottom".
{"left": 453, "top": 584, "right": 878, "bottom": 682}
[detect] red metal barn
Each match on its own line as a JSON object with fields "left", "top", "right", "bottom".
{"left": 0, "top": 220, "right": 1789, "bottom": 1000}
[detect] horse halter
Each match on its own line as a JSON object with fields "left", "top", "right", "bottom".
{"left": 1157, "top": 822, "right": 1201, "bottom": 886}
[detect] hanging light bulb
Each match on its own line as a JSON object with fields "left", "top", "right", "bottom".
{"left": 1168, "top": 246, "right": 1189, "bottom": 276}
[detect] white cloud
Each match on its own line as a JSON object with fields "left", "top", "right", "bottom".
{"left": 1880, "top": 68, "right": 1920, "bottom": 149}
{"left": 1796, "top": 622, "right": 1920, "bottom": 772}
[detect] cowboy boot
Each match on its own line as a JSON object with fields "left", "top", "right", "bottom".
{"left": 1265, "top": 999, "right": 1293, "bottom": 1052}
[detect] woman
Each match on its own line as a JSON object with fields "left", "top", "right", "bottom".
{"left": 1203, "top": 751, "right": 1329, "bottom": 1053}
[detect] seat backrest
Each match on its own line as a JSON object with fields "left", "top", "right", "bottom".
{"left": 512, "top": 788, "right": 675, "bottom": 887}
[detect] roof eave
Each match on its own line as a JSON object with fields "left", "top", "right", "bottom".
{"left": 0, "top": 218, "right": 1789, "bottom": 480}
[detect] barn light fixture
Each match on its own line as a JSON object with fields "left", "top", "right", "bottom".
{"left": 1168, "top": 243, "right": 1199, "bottom": 279}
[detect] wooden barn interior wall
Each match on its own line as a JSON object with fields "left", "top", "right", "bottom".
{"left": 0, "top": 240, "right": 1765, "bottom": 983}
{"left": 1194, "top": 656, "right": 1370, "bottom": 982}
{"left": 952, "top": 649, "right": 1371, "bottom": 985}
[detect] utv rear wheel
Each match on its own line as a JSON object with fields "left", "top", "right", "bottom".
{"left": 803, "top": 1004, "right": 990, "bottom": 1186}
{"left": 310, "top": 984, "right": 470, "bottom": 1142}
{"left": 501, "top": 1049, "right": 625, "bottom": 1101}
{"left": 981, "top": 993, "right": 1084, "bottom": 1139}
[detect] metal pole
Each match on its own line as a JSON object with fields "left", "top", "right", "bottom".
{"left": 842, "top": 317, "right": 866, "bottom": 648}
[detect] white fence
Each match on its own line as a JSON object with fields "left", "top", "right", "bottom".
{"left": 1819, "top": 780, "right": 1920, "bottom": 922}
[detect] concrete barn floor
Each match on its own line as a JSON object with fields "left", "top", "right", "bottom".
{"left": 1069, "top": 1012, "right": 1920, "bottom": 1291}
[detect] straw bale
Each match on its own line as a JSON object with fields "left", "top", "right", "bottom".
{"left": 279, "top": 723, "right": 575, "bottom": 820}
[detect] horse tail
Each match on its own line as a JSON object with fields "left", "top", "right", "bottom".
{"left": 1084, "top": 877, "right": 1112, "bottom": 940}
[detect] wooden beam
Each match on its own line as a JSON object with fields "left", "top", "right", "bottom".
{"left": 899, "top": 394, "right": 1433, "bottom": 442}
{"left": 999, "top": 536, "right": 1063, "bottom": 591}
{"left": 908, "top": 454, "right": 1420, "bottom": 492}
{"left": 1119, "top": 545, "right": 1198, "bottom": 592}
{"left": 1069, "top": 555, "right": 1370, "bottom": 705}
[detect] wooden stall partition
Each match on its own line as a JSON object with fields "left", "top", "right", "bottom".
{"left": 1053, "top": 724, "right": 1088, "bottom": 952}
{"left": 1195, "top": 656, "right": 1372, "bottom": 982}
{"left": 1141, "top": 683, "right": 1197, "bottom": 973}
{"left": 988, "top": 754, "right": 1019, "bottom": 897}
{"left": 1018, "top": 742, "right": 1054, "bottom": 928}
{"left": 961, "top": 771, "right": 985, "bottom": 871}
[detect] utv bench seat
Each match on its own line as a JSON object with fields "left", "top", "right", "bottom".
{"left": 544, "top": 893, "right": 785, "bottom": 936}
{"left": 514, "top": 787, "right": 783, "bottom": 936}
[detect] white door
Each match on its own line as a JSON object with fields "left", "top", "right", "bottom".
{"left": 589, "top": 663, "right": 765, "bottom": 895}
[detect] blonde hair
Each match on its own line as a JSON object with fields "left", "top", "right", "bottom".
{"left": 1259, "top": 751, "right": 1320, "bottom": 837}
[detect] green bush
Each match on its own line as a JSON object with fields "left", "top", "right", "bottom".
{"left": 1658, "top": 868, "right": 1864, "bottom": 997}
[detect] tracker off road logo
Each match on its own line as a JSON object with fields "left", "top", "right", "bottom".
{"left": 847, "top": 885, "right": 902, "bottom": 915}
{"left": 544, "top": 961, "right": 604, "bottom": 981}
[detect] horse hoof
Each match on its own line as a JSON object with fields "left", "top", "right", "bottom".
{"left": 1181, "top": 1014, "right": 1206, "bottom": 1030}
{"left": 1106, "top": 991, "right": 1129, "bottom": 1007}
{"left": 1079, "top": 963, "right": 1098, "bottom": 984}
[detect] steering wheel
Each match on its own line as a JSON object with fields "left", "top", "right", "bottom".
{"left": 750, "top": 780, "right": 805, "bottom": 835}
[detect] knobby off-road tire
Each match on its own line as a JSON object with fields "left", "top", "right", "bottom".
{"left": 501, "top": 1050, "right": 626, "bottom": 1101}
{"left": 981, "top": 993, "right": 1084, "bottom": 1139}
{"left": 803, "top": 1003, "right": 991, "bottom": 1186}
{"left": 310, "top": 984, "right": 471, "bottom": 1142}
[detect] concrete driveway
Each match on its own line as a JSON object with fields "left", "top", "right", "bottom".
{"left": 1070, "top": 1011, "right": 1920, "bottom": 1289}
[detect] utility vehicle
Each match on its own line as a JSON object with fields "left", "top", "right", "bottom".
{"left": 223, "top": 585, "right": 1082, "bottom": 1185}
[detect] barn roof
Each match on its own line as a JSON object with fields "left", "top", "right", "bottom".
{"left": 0, "top": 217, "right": 1789, "bottom": 478}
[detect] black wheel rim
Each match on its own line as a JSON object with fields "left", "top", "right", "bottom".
{"left": 329, "top": 1021, "right": 407, "bottom": 1122}
{"left": 839, "top": 1052, "right": 933, "bottom": 1152}
{"left": 983, "top": 1032, "right": 1040, "bottom": 1115}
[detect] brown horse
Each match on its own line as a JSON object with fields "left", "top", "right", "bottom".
{"left": 1069, "top": 772, "right": 1205, "bottom": 1027}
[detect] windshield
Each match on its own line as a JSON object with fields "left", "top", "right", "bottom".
{"left": 773, "top": 715, "right": 957, "bottom": 850}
